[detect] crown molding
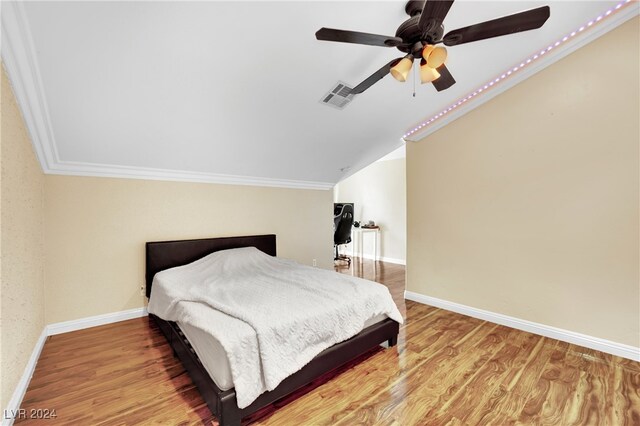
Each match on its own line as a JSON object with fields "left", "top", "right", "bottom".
{"left": 49, "top": 160, "right": 335, "bottom": 190}
{"left": 1, "top": 0, "right": 60, "bottom": 169}
{"left": 0, "top": 1, "right": 333, "bottom": 191}
{"left": 5, "top": 1, "right": 635, "bottom": 190}
{"left": 404, "top": 2, "right": 639, "bottom": 143}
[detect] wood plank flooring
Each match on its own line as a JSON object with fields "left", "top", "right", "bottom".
{"left": 16, "top": 257, "right": 640, "bottom": 425}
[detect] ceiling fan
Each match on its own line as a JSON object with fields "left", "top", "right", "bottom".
{"left": 316, "top": 0, "right": 550, "bottom": 95}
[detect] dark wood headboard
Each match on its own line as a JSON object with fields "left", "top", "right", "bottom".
{"left": 145, "top": 234, "right": 276, "bottom": 298}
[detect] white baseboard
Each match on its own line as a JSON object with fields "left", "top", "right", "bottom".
{"left": 405, "top": 291, "right": 640, "bottom": 362}
{"left": 338, "top": 248, "right": 406, "bottom": 266}
{"left": 2, "top": 329, "right": 47, "bottom": 426}
{"left": 358, "top": 253, "right": 406, "bottom": 265}
{"left": 3, "top": 307, "right": 149, "bottom": 423}
{"left": 47, "top": 307, "right": 148, "bottom": 335}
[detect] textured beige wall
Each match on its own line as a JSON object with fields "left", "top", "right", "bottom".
{"left": 1, "top": 67, "right": 46, "bottom": 408}
{"left": 335, "top": 158, "right": 406, "bottom": 263}
{"left": 44, "top": 176, "right": 333, "bottom": 323}
{"left": 407, "top": 18, "right": 639, "bottom": 347}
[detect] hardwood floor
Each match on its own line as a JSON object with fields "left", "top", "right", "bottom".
{"left": 16, "top": 258, "right": 640, "bottom": 425}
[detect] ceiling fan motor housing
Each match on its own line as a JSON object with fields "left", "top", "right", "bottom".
{"left": 396, "top": 16, "right": 444, "bottom": 56}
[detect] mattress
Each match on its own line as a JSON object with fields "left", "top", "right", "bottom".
{"left": 178, "top": 311, "right": 388, "bottom": 391}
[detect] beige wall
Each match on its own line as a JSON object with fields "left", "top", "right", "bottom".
{"left": 407, "top": 18, "right": 639, "bottom": 347}
{"left": 44, "top": 176, "right": 333, "bottom": 323}
{"left": 335, "top": 158, "right": 406, "bottom": 263}
{"left": 1, "top": 67, "right": 46, "bottom": 408}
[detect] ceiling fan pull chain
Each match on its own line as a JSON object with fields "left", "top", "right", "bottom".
{"left": 412, "top": 64, "right": 416, "bottom": 97}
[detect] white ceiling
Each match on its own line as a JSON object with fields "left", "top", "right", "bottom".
{"left": 3, "top": 1, "right": 636, "bottom": 189}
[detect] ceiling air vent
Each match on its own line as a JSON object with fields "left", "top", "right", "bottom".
{"left": 320, "top": 81, "right": 354, "bottom": 110}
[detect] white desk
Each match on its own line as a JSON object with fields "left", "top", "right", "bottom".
{"left": 351, "top": 227, "right": 380, "bottom": 261}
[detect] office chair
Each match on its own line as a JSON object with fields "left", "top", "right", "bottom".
{"left": 334, "top": 204, "right": 354, "bottom": 265}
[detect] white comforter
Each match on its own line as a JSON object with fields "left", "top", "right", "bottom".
{"left": 147, "top": 247, "right": 403, "bottom": 408}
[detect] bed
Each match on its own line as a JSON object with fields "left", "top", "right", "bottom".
{"left": 146, "top": 234, "right": 400, "bottom": 425}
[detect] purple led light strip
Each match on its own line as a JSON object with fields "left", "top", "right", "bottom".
{"left": 403, "top": 0, "right": 634, "bottom": 139}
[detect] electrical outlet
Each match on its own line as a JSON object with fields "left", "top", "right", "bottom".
{"left": 140, "top": 285, "right": 145, "bottom": 297}
{"left": 312, "top": 259, "right": 317, "bottom": 267}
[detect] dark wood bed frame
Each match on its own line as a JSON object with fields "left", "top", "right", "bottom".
{"left": 146, "top": 234, "right": 399, "bottom": 426}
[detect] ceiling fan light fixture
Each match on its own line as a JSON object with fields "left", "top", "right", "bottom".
{"left": 426, "top": 46, "right": 448, "bottom": 69}
{"left": 390, "top": 56, "right": 414, "bottom": 82}
{"left": 420, "top": 59, "right": 441, "bottom": 84}
{"left": 421, "top": 44, "right": 435, "bottom": 61}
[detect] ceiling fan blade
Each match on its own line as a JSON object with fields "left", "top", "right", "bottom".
{"left": 443, "top": 6, "right": 550, "bottom": 46}
{"left": 316, "top": 28, "right": 405, "bottom": 48}
{"left": 418, "top": 0, "right": 455, "bottom": 33}
{"left": 350, "top": 58, "right": 402, "bottom": 95}
{"left": 432, "top": 64, "right": 456, "bottom": 91}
